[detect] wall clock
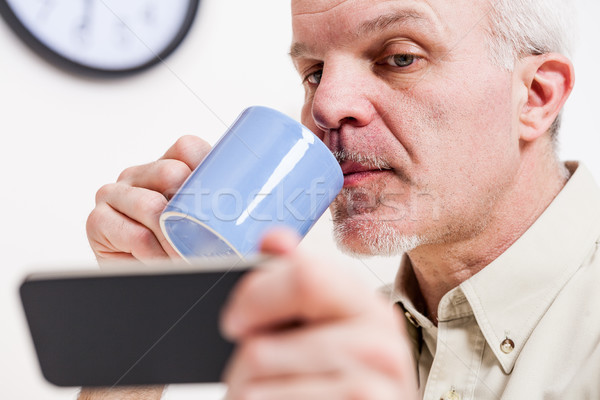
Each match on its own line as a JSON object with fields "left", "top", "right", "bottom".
{"left": 0, "top": 0, "right": 200, "bottom": 77}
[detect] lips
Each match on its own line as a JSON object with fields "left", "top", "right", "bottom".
{"left": 341, "top": 161, "right": 373, "bottom": 175}
{"left": 341, "top": 160, "right": 392, "bottom": 174}
{"left": 340, "top": 161, "right": 392, "bottom": 186}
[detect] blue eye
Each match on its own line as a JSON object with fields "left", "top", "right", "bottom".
{"left": 385, "top": 54, "right": 417, "bottom": 67}
{"left": 306, "top": 70, "right": 322, "bottom": 85}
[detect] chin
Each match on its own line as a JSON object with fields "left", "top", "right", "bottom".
{"left": 332, "top": 218, "right": 424, "bottom": 257}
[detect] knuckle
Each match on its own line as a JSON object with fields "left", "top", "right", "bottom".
{"left": 173, "top": 135, "right": 211, "bottom": 157}
{"left": 155, "top": 160, "right": 191, "bottom": 192}
{"left": 130, "top": 225, "right": 158, "bottom": 249}
{"left": 168, "top": 135, "right": 212, "bottom": 170}
{"left": 117, "top": 165, "right": 138, "bottom": 182}
{"left": 85, "top": 207, "right": 103, "bottom": 237}
{"left": 172, "top": 135, "right": 195, "bottom": 152}
{"left": 94, "top": 183, "right": 116, "bottom": 204}
{"left": 135, "top": 190, "right": 168, "bottom": 218}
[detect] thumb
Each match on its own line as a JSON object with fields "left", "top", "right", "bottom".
{"left": 259, "top": 228, "right": 301, "bottom": 256}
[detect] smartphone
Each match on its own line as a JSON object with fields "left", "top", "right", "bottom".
{"left": 19, "top": 258, "right": 255, "bottom": 387}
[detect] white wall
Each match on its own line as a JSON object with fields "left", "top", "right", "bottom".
{"left": 1, "top": 1, "right": 598, "bottom": 399}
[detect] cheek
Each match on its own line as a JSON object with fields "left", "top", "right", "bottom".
{"left": 456, "top": 82, "right": 516, "bottom": 164}
{"left": 403, "top": 76, "right": 514, "bottom": 161}
{"left": 379, "top": 72, "right": 517, "bottom": 206}
{"left": 438, "top": 87, "right": 518, "bottom": 198}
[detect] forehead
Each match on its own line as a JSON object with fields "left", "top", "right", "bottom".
{"left": 291, "top": 0, "right": 482, "bottom": 15}
{"left": 291, "top": 0, "right": 488, "bottom": 46}
{"left": 291, "top": 0, "right": 349, "bottom": 14}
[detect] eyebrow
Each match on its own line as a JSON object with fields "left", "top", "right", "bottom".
{"left": 289, "top": 11, "right": 429, "bottom": 59}
{"left": 356, "top": 11, "right": 426, "bottom": 37}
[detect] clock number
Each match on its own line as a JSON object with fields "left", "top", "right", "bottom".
{"left": 144, "top": 3, "right": 156, "bottom": 26}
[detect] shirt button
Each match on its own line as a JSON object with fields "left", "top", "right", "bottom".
{"left": 404, "top": 310, "right": 420, "bottom": 328}
{"left": 501, "top": 338, "right": 515, "bottom": 354}
{"left": 440, "top": 388, "right": 461, "bottom": 400}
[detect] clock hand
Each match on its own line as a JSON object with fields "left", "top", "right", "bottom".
{"left": 74, "top": 0, "right": 94, "bottom": 44}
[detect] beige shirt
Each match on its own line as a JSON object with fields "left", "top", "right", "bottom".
{"left": 386, "top": 162, "right": 600, "bottom": 400}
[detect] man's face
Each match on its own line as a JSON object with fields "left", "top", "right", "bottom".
{"left": 291, "top": 0, "right": 522, "bottom": 255}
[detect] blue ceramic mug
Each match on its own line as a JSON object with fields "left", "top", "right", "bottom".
{"left": 160, "top": 106, "right": 343, "bottom": 261}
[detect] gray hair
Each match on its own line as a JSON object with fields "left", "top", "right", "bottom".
{"left": 485, "top": 0, "right": 576, "bottom": 139}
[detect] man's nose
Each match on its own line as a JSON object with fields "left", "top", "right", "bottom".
{"left": 311, "top": 62, "right": 375, "bottom": 132}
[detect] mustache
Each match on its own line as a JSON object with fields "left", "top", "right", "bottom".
{"left": 331, "top": 149, "right": 392, "bottom": 170}
{"left": 332, "top": 149, "right": 414, "bottom": 185}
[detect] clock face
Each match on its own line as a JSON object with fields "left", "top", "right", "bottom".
{"left": 0, "top": 0, "right": 200, "bottom": 76}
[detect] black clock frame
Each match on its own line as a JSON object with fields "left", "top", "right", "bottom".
{"left": 0, "top": 0, "right": 201, "bottom": 78}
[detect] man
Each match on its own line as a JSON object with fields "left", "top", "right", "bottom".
{"left": 82, "top": 0, "right": 600, "bottom": 399}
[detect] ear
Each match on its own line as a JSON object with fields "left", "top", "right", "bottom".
{"left": 517, "top": 53, "right": 575, "bottom": 142}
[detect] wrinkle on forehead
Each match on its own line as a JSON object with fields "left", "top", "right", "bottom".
{"left": 292, "top": 0, "right": 351, "bottom": 16}
{"left": 292, "top": 0, "right": 441, "bottom": 17}
{"left": 292, "top": 0, "right": 486, "bottom": 52}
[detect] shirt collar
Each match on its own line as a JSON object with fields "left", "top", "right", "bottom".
{"left": 388, "top": 162, "right": 600, "bottom": 374}
{"left": 462, "top": 162, "right": 600, "bottom": 373}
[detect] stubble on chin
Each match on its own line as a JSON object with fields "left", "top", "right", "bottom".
{"left": 330, "top": 187, "right": 424, "bottom": 256}
{"left": 332, "top": 217, "right": 424, "bottom": 257}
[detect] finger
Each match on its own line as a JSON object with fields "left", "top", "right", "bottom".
{"left": 117, "top": 136, "right": 210, "bottom": 196}
{"left": 224, "top": 326, "right": 342, "bottom": 385}
{"left": 221, "top": 253, "right": 380, "bottom": 339}
{"left": 225, "top": 371, "right": 404, "bottom": 400}
{"left": 160, "top": 135, "right": 212, "bottom": 170}
{"left": 259, "top": 228, "right": 301, "bottom": 255}
{"left": 117, "top": 159, "right": 193, "bottom": 198}
{"left": 86, "top": 202, "right": 170, "bottom": 262}
{"left": 224, "top": 315, "right": 408, "bottom": 384}
{"left": 95, "top": 183, "right": 179, "bottom": 258}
